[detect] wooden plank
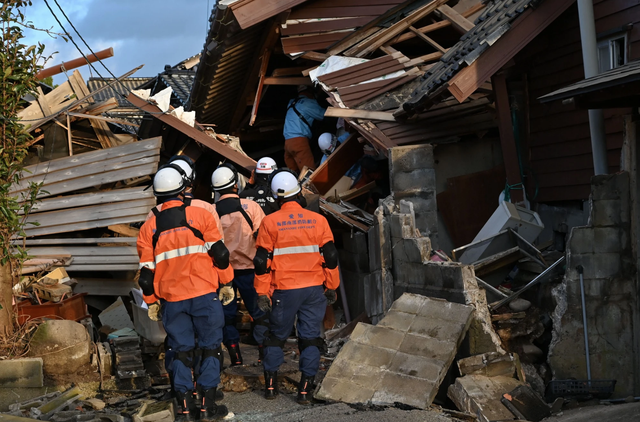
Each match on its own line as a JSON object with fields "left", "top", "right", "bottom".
{"left": 230, "top": 0, "right": 305, "bottom": 30}
{"left": 492, "top": 73, "right": 523, "bottom": 203}
{"left": 325, "top": 107, "right": 396, "bottom": 121}
{"left": 320, "top": 202, "right": 369, "bottom": 232}
{"left": 23, "top": 213, "right": 148, "bottom": 237}
{"left": 281, "top": 17, "right": 372, "bottom": 36}
{"left": 289, "top": 5, "right": 398, "bottom": 20}
{"left": 18, "top": 237, "right": 137, "bottom": 245}
{"left": 263, "top": 76, "right": 312, "bottom": 85}
{"left": 409, "top": 26, "right": 447, "bottom": 53}
{"left": 108, "top": 224, "right": 140, "bottom": 237}
{"left": 26, "top": 198, "right": 154, "bottom": 230}
{"left": 127, "top": 93, "right": 256, "bottom": 174}
{"left": 66, "top": 113, "right": 141, "bottom": 127}
{"left": 342, "top": 72, "right": 419, "bottom": 107}
{"left": 20, "top": 137, "right": 161, "bottom": 178}
{"left": 350, "top": 0, "right": 450, "bottom": 57}
{"left": 35, "top": 86, "right": 52, "bottom": 116}
{"left": 309, "top": 134, "right": 364, "bottom": 194}
{"left": 436, "top": 5, "right": 474, "bottom": 33}
{"left": 339, "top": 181, "right": 376, "bottom": 201}
{"left": 18, "top": 81, "right": 73, "bottom": 124}
{"left": 390, "top": 2, "right": 485, "bottom": 44}
{"left": 301, "top": 51, "right": 329, "bottom": 62}
{"left": 30, "top": 187, "right": 152, "bottom": 214}
{"left": 24, "top": 163, "right": 158, "bottom": 199}
{"left": 282, "top": 31, "right": 353, "bottom": 54}
{"left": 318, "top": 54, "right": 397, "bottom": 84}
{"left": 250, "top": 48, "right": 271, "bottom": 126}
{"left": 74, "top": 278, "right": 137, "bottom": 296}
{"left": 26, "top": 246, "right": 138, "bottom": 256}
{"left": 12, "top": 151, "right": 159, "bottom": 192}
{"left": 66, "top": 113, "right": 73, "bottom": 156}
{"left": 65, "top": 264, "right": 139, "bottom": 272}
{"left": 447, "top": 0, "right": 575, "bottom": 103}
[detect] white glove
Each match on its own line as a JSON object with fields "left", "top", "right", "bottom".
{"left": 219, "top": 285, "right": 235, "bottom": 306}
{"left": 148, "top": 301, "right": 162, "bottom": 321}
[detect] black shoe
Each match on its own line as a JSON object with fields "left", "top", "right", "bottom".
{"left": 200, "top": 388, "right": 229, "bottom": 421}
{"left": 196, "top": 387, "right": 224, "bottom": 406}
{"left": 258, "top": 345, "right": 264, "bottom": 364}
{"left": 175, "top": 390, "right": 198, "bottom": 421}
{"left": 227, "top": 343, "right": 243, "bottom": 366}
{"left": 264, "top": 371, "right": 279, "bottom": 400}
{"left": 297, "top": 374, "right": 315, "bottom": 405}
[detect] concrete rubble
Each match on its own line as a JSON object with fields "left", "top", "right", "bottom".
{"left": 317, "top": 293, "right": 474, "bottom": 408}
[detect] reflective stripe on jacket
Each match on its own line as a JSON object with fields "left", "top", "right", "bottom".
{"left": 138, "top": 199, "right": 228, "bottom": 303}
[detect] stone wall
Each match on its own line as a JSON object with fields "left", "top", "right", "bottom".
{"left": 389, "top": 145, "right": 438, "bottom": 246}
{"left": 549, "top": 172, "right": 638, "bottom": 397}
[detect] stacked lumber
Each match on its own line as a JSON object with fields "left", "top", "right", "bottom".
{"left": 13, "top": 138, "right": 160, "bottom": 272}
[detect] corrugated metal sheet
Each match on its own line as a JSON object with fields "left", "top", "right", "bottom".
{"left": 189, "top": 3, "right": 267, "bottom": 133}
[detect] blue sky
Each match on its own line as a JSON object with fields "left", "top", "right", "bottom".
{"left": 21, "top": 0, "right": 214, "bottom": 85}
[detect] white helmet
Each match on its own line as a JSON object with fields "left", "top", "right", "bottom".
{"left": 255, "top": 157, "right": 277, "bottom": 175}
{"left": 168, "top": 155, "right": 195, "bottom": 186}
{"left": 270, "top": 170, "right": 301, "bottom": 199}
{"left": 318, "top": 132, "right": 337, "bottom": 155}
{"left": 211, "top": 164, "right": 238, "bottom": 191}
{"left": 153, "top": 166, "right": 186, "bottom": 197}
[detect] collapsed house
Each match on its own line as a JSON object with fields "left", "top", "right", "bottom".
{"left": 7, "top": 0, "right": 640, "bottom": 419}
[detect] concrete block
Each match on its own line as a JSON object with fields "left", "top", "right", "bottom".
{"left": 0, "top": 357, "right": 43, "bottom": 387}
{"left": 405, "top": 286, "right": 466, "bottom": 304}
{"left": 457, "top": 353, "right": 516, "bottom": 377}
{"left": 339, "top": 249, "right": 369, "bottom": 272}
{"left": 592, "top": 227, "right": 621, "bottom": 253}
{"left": 390, "top": 213, "right": 415, "bottom": 239}
{"left": 372, "top": 371, "right": 436, "bottom": 408}
{"left": 392, "top": 169, "right": 436, "bottom": 193}
{"left": 393, "top": 261, "right": 428, "bottom": 285}
{"left": 341, "top": 231, "right": 367, "bottom": 254}
{"left": 390, "top": 144, "right": 435, "bottom": 172}
{"left": 319, "top": 293, "right": 473, "bottom": 409}
{"left": 350, "top": 323, "right": 406, "bottom": 350}
{"left": 393, "top": 237, "right": 432, "bottom": 264}
{"left": 317, "top": 376, "right": 377, "bottom": 403}
{"left": 448, "top": 375, "right": 525, "bottom": 422}
{"left": 592, "top": 199, "right": 623, "bottom": 227}
{"left": 363, "top": 272, "right": 384, "bottom": 318}
{"left": 568, "top": 227, "right": 595, "bottom": 254}
{"left": 591, "top": 172, "right": 629, "bottom": 201}
{"left": 570, "top": 252, "right": 621, "bottom": 279}
{"left": 341, "top": 269, "right": 367, "bottom": 318}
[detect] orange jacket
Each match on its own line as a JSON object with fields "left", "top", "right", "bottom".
{"left": 213, "top": 194, "right": 265, "bottom": 270}
{"left": 145, "top": 198, "right": 233, "bottom": 285}
{"left": 254, "top": 201, "right": 340, "bottom": 296}
{"left": 138, "top": 199, "right": 231, "bottom": 303}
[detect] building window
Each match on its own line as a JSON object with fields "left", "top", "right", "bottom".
{"left": 598, "top": 34, "right": 627, "bottom": 73}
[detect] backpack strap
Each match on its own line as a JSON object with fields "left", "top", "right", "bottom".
{"left": 288, "top": 98, "right": 312, "bottom": 131}
{"left": 151, "top": 199, "right": 204, "bottom": 251}
{"left": 216, "top": 197, "right": 254, "bottom": 231}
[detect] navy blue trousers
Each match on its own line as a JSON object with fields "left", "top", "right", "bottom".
{"left": 263, "top": 285, "right": 326, "bottom": 376}
{"left": 221, "top": 270, "right": 268, "bottom": 346}
{"left": 161, "top": 292, "right": 224, "bottom": 392}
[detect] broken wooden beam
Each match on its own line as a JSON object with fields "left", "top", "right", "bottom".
{"left": 308, "top": 134, "right": 363, "bottom": 195}
{"left": 324, "top": 107, "right": 396, "bottom": 122}
{"left": 436, "top": 5, "right": 475, "bottom": 34}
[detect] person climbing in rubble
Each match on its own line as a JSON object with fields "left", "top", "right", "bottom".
{"left": 137, "top": 164, "right": 234, "bottom": 421}
{"left": 240, "top": 156, "right": 279, "bottom": 215}
{"left": 253, "top": 169, "right": 340, "bottom": 404}
{"left": 318, "top": 132, "right": 350, "bottom": 165}
{"left": 283, "top": 85, "right": 326, "bottom": 173}
{"left": 211, "top": 163, "right": 268, "bottom": 366}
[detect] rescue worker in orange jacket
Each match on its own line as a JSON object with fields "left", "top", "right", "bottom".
{"left": 253, "top": 169, "right": 340, "bottom": 404}
{"left": 137, "top": 165, "right": 234, "bottom": 421}
{"left": 211, "top": 163, "right": 267, "bottom": 366}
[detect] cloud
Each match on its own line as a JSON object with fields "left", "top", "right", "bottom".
{"left": 21, "top": 0, "right": 211, "bottom": 84}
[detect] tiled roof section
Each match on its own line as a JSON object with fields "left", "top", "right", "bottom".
{"left": 189, "top": 3, "right": 267, "bottom": 132}
{"left": 361, "top": 0, "right": 541, "bottom": 113}
{"left": 401, "top": 0, "right": 539, "bottom": 111}
{"left": 87, "top": 77, "right": 153, "bottom": 107}
{"left": 160, "top": 72, "right": 195, "bottom": 106}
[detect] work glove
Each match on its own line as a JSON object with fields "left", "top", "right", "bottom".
{"left": 257, "top": 295, "right": 272, "bottom": 313}
{"left": 148, "top": 301, "right": 162, "bottom": 322}
{"left": 219, "top": 285, "right": 235, "bottom": 306}
{"left": 324, "top": 289, "right": 337, "bottom": 306}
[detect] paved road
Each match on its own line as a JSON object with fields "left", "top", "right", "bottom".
{"left": 543, "top": 402, "right": 640, "bottom": 422}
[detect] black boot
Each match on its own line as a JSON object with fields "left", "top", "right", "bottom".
{"left": 258, "top": 345, "right": 264, "bottom": 364}
{"left": 175, "top": 390, "right": 198, "bottom": 421}
{"left": 264, "top": 371, "right": 279, "bottom": 400}
{"left": 227, "top": 343, "right": 243, "bottom": 366}
{"left": 200, "top": 388, "right": 229, "bottom": 421}
{"left": 196, "top": 387, "right": 224, "bottom": 408}
{"left": 297, "top": 374, "right": 315, "bottom": 405}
